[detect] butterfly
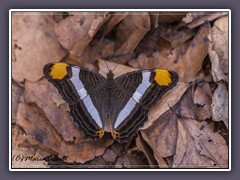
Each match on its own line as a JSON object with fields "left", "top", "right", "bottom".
{"left": 43, "top": 62, "right": 178, "bottom": 143}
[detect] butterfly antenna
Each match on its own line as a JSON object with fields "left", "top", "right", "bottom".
{"left": 103, "top": 52, "right": 131, "bottom": 72}
{"left": 112, "top": 63, "right": 119, "bottom": 72}
{"left": 104, "top": 59, "right": 110, "bottom": 72}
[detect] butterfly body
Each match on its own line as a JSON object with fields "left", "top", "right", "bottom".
{"left": 43, "top": 62, "right": 178, "bottom": 143}
{"left": 105, "top": 71, "right": 115, "bottom": 114}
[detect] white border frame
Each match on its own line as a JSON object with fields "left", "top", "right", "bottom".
{"left": 9, "top": 9, "right": 231, "bottom": 171}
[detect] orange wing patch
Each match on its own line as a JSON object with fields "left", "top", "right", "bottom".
{"left": 154, "top": 69, "right": 172, "bottom": 86}
{"left": 50, "top": 63, "right": 69, "bottom": 80}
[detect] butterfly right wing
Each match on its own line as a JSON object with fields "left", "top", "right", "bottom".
{"left": 111, "top": 69, "right": 179, "bottom": 143}
{"left": 43, "top": 63, "right": 107, "bottom": 140}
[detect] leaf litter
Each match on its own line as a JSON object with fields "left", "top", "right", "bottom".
{"left": 11, "top": 11, "right": 229, "bottom": 168}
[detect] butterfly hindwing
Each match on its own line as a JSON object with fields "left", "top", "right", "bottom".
{"left": 43, "top": 63, "right": 107, "bottom": 140}
{"left": 111, "top": 69, "right": 179, "bottom": 143}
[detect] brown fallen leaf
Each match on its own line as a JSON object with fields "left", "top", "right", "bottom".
{"left": 101, "top": 12, "right": 129, "bottom": 37}
{"left": 12, "top": 81, "right": 24, "bottom": 123}
{"left": 208, "top": 16, "right": 229, "bottom": 83}
{"left": 211, "top": 82, "right": 228, "bottom": 128}
{"left": 102, "top": 148, "right": 118, "bottom": 163}
{"left": 11, "top": 11, "right": 229, "bottom": 169}
{"left": 175, "top": 23, "right": 210, "bottom": 83}
{"left": 193, "top": 82, "right": 212, "bottom": 121}
{"left": 141, "top": 108, "right": 178, "bottom": 168}
{"left": 184, "top": 12, "right": 229, "bottom": 29}
{"left": 114, "top": 151, "right": 147, "bottom": 168}
{"left": 12, "top": 123, "right": 26, "bottom": 148}
{"left": 114, "top": 12, "right": 151, "bottom": 63}
{"left": 173, "top": 119, "right": 228, "bottom": 168}
{"left": 12, "top": 12, "right": 67, "bottom": 83}
{"left": 54, "top": 12, "right": 109, "bottom": 56}
{"left": 136, "top": 135, "right": 158, "bottom": 168}
{"left": 158, "top": 12, "right": 186, "bottom": 24}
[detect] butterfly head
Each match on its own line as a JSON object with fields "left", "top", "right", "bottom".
{"left": 106, "top": 70, "right": 114, "bottom": 80}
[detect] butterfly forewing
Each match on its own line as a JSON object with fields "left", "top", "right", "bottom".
{"left": 43, "top": 63, "right": 107, "bottom": 140}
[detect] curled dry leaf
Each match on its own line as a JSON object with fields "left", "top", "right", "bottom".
{"left": 212, "top": 82, "right": 228, "bottom": 128}
{"left": 176, "top": 23, "right": 210, "bottom": 83}
{"left": 115, "top": 12, "right": 151, "bottom": 62}
{"left": 101, "top": 12, "right": 129, "bottom": 37}
{"left": 54, "top": 12, "right": 109, "bottom": 56}
{"left": 136, "top": 135, "right": 158, "bottom": 167}
{"left": 208, "top": 16, "right": 229, "bottom": 82}
{"left": 12, "top": 12, "right": 67, "bottom": 83}
{"left": 184, "top": 12, "right": 229, "bottom": 29}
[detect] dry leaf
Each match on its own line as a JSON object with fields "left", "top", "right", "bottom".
{"left": 102, "top": 148, "right": 118, "bottom": 163}
{"left": 54, "top": 12, "right": 109, "bottom": 56}
{"left": 212, "top": 82, "right": 228, "bottom": 128}
{"left": 158, "top": 12, "right": 186, "bottom": 24}
{"left": 12, "top": 12, "right": 67, "bottom": 83}
{"left": 185, "top": 12, "right": 229, "bottom": 29}
{"left": 115, "top": 12, "right": 151, "bottom": 62}
{"left": 11, "top": 11, "right": 229, "bottom": 169}
{"left": 141, "top": 110, "right": 178, "bottom": 168}
{"left": 193, "top": 82, "right": 212, "bottom": 121}
{"left": 177, "top": 23, "right": 210, "bottom": 83}
{"left": 101, "top": 12, "right": 129, "bottom": 37}
{"left": 173, "top": 119, "right": 228, "bottom": 168}
{"left": 12, "top": 81, "right": 24, "bottom": 123}
{"left": 208, "top": 16, "right": 229, "bottom": 82}
{"left": 136, "top": 135, "right": 158, "bottom": 167}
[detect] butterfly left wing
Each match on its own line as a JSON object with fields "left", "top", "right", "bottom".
{"left": 111, "top": 69, "right": 178, "bottom": 143}
{"left": 43, "top": 62, "right": 107, "bottom": 140}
